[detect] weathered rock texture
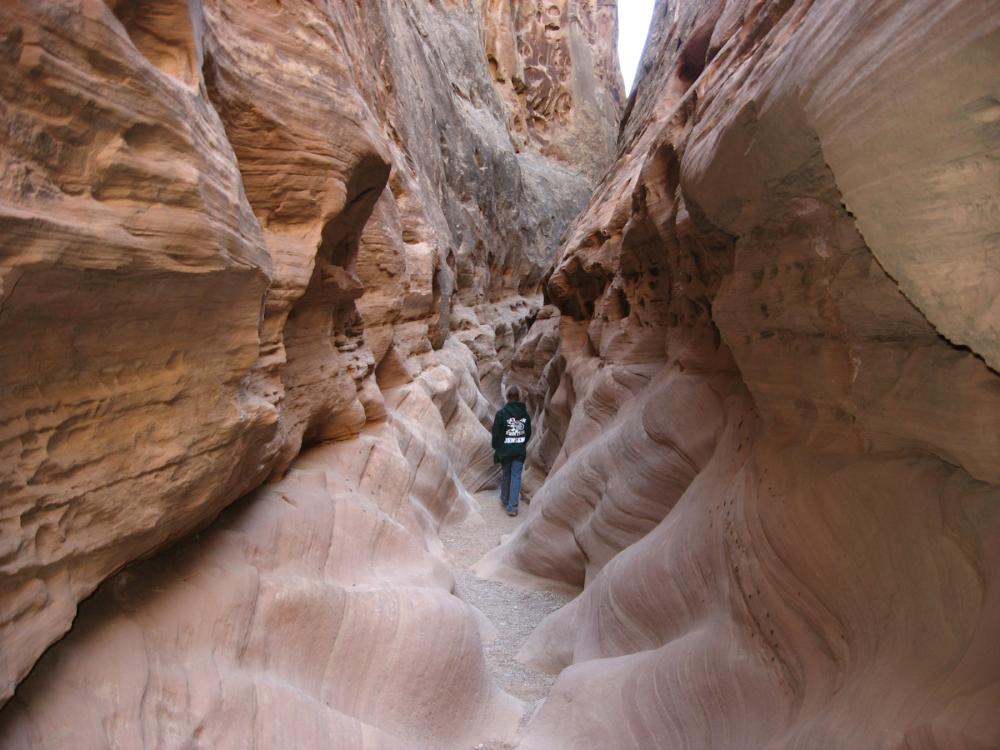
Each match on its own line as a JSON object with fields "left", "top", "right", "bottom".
{"left": 0, "top": 0, "right": 621, "bottom": 742}
{"left": 484, "top": 0, "right": 1000, "bottom": 748}
{"left": 1, "top": 369, "right": 524, "bottom": 749}
{"left": 482, "top": 0, "right": 624, "bottom": 179}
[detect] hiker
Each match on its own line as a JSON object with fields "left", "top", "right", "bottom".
{"left": 491, "top": 385, "right": 531, "bottom": 517}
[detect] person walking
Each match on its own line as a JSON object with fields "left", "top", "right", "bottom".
{"left": 491, "top": 386, "right": 531, "bottom": 516}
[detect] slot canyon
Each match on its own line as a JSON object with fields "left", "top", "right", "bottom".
{"left": 0, "top": 0, "right": 998, "bottom": 748}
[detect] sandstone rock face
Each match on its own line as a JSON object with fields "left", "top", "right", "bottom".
{"left": 482, "top": 0, "right": 624, "bottom": 180}
{"left": 0, "top": 369, "right": 523, "bottom": 749}
{"left": 0, "top": 0, "right": 621, "bottom": 733}
{"left": 6, "top": 0, "right": 996, "bottom": 747}
{"left": 483, "top": 1, "right": 1000, "bottom": 748}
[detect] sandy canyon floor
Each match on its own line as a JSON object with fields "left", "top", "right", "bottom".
{"left": 440, "top": 492, "right": 570, "bottom": 749}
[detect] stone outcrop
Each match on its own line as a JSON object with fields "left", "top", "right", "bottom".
{"left": 4, "top": 0, "right": 998, "bottom": 747}
{"left": 482, "top": 0, "right": 624, "bottom": 180}
{"left": 0, "top": 0, "right": 621, "bottom": 740}
{"left": 482, "top": 1, "right": 1000, "bottom": 748}
{"left": 1, "top": 365, "right": 524, "bottom": 749}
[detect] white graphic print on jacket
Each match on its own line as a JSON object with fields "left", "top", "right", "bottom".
{"left": 504, "top": 417, "right": 526, "bottom": 444}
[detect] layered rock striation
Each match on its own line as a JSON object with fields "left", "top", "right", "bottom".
{"left": 4, "top": 0, "right": 998, "bottom": 747}
{"left": 483, "top": 1, "right": 1000, "bottom": 748}
{"left": 1, "top": 366, "right": 524, "bottom": 749}
{"left": 0, "top": 0, "right": 621, "bottom": 742}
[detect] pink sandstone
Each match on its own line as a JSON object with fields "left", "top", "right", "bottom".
{"left": 0, "top": 1, "right": 620, "bottom": 742}
{"left": 482, "top": 1, "right": 1000, "bottom": 748}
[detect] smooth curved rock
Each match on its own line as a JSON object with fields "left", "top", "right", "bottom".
{"left": 0, "top": 0, "right": 622, "bottom": 734}
{"left": 495, "top": 1, "right": 1000, "bottom": 748}
{"left": 0, "top": 395, "right": 521, "bottom": 749}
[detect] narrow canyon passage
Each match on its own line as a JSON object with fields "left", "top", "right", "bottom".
{"left": 440, "top": 491, "right": 571, "bottom": 746}
{"left": 1, "top": 1, "right": 999, "bottom": 749}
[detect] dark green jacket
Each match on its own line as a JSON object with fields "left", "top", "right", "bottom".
{"left": 491, "top": 400, "right": 531, "bottom": 464}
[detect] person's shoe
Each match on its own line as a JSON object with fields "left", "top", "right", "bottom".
{"left": 506, "top": 509, "right": 518, "bottom": 517}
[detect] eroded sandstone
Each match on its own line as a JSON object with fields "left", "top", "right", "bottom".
{"left": 484, "top": 1, "right": 1000, "bottom": 748}
{"left": 0, "top": 0, "right": 622, "bottom": 737}
{"left": 4, "top": 0, "right": 997, "bottom": 747}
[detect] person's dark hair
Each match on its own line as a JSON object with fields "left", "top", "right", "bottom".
{"left": 506, "top": 385, "right": 521, "bottom": 402}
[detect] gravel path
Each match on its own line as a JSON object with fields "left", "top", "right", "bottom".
{"left": 439, "top": 490, "right": 571, "bottom": 749}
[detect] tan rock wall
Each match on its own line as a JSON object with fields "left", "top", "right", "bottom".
{"left": 488, "top": 1, "right": 1000, "bottom": 747}
{"left": 0, "top": 0, "right": 621, "bottom": 722}
{"left": 0, "top": 0, "right": 280, "bottom": 702}
{"left": 483, "top": 0, "right": 624, "bottom": 180}
{"left": 0, "top": 363, "right": 523, "bottom": 749}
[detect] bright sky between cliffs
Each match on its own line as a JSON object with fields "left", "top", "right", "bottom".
{"left": 618, "top": 0, "right": 656, "bottom": 92}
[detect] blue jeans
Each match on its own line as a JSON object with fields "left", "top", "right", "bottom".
{"left": 500, "top": 460, "right": 524, "bottom": 513}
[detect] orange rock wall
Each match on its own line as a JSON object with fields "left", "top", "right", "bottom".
{"left": 0, "top": 0, "right": 621, "bottom": 733}
{"left": 490, "top": 1, "right": 1000, "bottom": 747}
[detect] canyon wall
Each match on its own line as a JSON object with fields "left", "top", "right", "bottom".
{"left": 4, "top": 0, "right": 998, "bottom": 748}
{"left": 0, "top": 0, "right": 621, "bottom": 745}
{"left": 484, "top": 0, "right": 1000, "bottom": 748}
